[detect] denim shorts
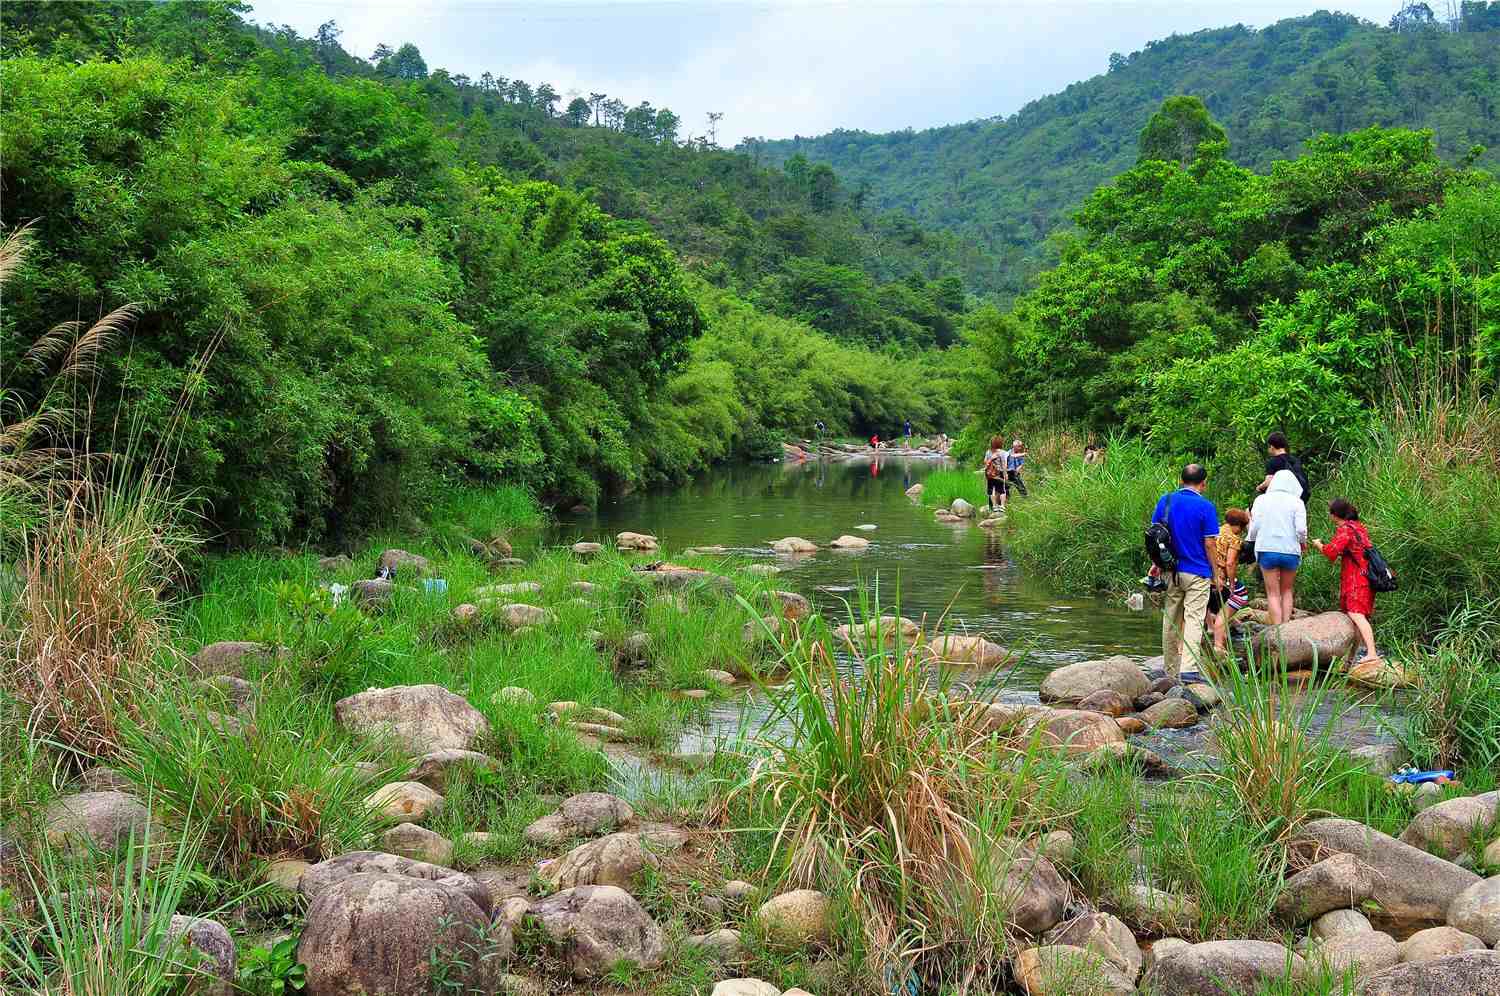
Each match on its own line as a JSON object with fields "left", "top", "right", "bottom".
{"left": 1257, "top": 551, "right": 1301, "bottom": 572}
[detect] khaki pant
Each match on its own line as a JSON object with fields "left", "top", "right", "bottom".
{"left": 1162, "top": 572, "right": 1212, "bottom": 676}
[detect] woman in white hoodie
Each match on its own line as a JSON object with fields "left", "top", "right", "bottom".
{"left": 1247, "top": 469, "right": 1308, "bottom": 625}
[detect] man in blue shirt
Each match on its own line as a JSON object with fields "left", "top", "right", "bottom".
{"left": 1150, "top": 463, "right": 1222, "bottom": 676}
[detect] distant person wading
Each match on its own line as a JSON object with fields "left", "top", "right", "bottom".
{"left": 983, "top": 435, "right": 1009, "bottom": 513}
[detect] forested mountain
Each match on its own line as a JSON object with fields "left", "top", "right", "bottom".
{"left": 756, "top": 9, "right": 1500, "bottom": 299}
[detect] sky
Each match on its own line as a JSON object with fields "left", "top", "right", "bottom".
{"left": 245, "top": 0, "right": 1405, "bottom": 146}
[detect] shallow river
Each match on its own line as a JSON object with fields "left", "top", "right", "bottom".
{"left": 545, "top": 454, "right": 1389, "bottom": 768}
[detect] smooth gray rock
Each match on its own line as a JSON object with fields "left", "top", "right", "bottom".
{"left": 191, "top": 641, "right": 273, "bottom": 677}
{"left": 1276, "top": 852, "right": 1376, "bottom": 923}
{"left": 1299, "top": 818, "right": 1481, "bottom": 929}
{"left": 1447, "top": 875, "right": 1500, "bottom": 945}
{"left": 1144, "top": 939, "right": 1304, "bottom": 995}
{"left": 166, "top": 915, "right": 236, "bottom": 996}
{"left": 1356, "top": 951, "right": 1500, "bottom": 995}
{"left": 42, "top": 791, "right": 154, "bottom": 853}
{"left": 1401, "top": 792, "right": 1500, "bottom": 862}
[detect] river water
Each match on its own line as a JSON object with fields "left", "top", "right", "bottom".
{"left": 546, "top": 454, "right": 1389, "bottom": 768}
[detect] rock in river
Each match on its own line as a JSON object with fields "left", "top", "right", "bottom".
{"left": 1039, "top": 656, "right": 1150, "bottom": 705}
{"left": 1250, "top": 611, "right": 1358, "bottom": 667}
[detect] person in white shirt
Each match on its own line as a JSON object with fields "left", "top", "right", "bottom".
{"left": 1247, "top": 469, "right": 1308, "bottom": 625}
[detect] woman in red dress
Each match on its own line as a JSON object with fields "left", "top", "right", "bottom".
{"left": 1311, "top": 498, "right": 1379, "bottom": 664}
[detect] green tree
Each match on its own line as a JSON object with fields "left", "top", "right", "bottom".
{"left": 1137, "top": 95, "right": 1228, "bottom": 164}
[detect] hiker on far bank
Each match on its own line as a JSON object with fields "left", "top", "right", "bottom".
{"left": 1247, "top": 469, "right": 1307, "bottom": 625}
{"left": 904, "top": 418, "right": 912, "bottom": 443}
{"left": 1006, "top": 439, "right": 1029, "bottom": 498}
{"left": 1312, "top": 498, "right": 1384, "bottom": 666}
{"left": 1148, "top": 464, "right": 1222, "bottom": 677}
{"left": 1256, "top": 431, "right": 1310, "bottom": 503}
{"left": 983, "top": 434, "right": 1008, "bottom": 513}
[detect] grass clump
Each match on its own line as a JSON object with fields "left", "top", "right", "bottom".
{"left": 733, "top": 586, "right": 1067, "bottom": 992}
{"left": 1391, "top": 599, "right": 1500, "bottom": 773}
{"left": 1000, "top": 436, "right": 1175, "bottom": 592}
{"left": 918, "top": 467, "right": 987, "bottom": 510}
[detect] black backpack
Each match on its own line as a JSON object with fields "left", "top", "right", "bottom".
{"left": 1362, "top": 538, "right": 1398, "bottom": 593}
{"left": 1145, "top": 493, "right": 1178, "bottom": 572}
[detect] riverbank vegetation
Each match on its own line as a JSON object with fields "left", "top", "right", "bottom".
{"left": 1, "top": 8, "right": 963, "bottom": 547}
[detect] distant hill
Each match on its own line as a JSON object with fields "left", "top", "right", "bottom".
{"left": 755, "top": 10, "right": 1500, "bottom": 299}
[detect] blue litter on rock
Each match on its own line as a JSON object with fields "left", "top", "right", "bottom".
{"left": 1388, "top": 769, "right": 1455, "bottom": 784}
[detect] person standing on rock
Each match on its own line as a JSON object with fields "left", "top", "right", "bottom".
{"left": 1247, "top": 469, "right": 1307, "bottom": 626}
{"left": 1311, "top": 498, "right": 1381, "bottom": 665}
{"left": 1149, "top": 464, "right": 1222, "bottom": 677}
{"left": 983, "top": 435, "right": 1008, "bottom": 513}
{"left": 1208, "top": 507, "right": 1250, "bottom": 654}
{"left": 904, "top": 418, "right": 912, "bottom": 445}
{"left": 1256, "top": 431, "right": 1310, "bottom": 503}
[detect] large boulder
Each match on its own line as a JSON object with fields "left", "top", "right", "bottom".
{"left": 1446, "top": 875, "right": 1500, "bottom": 945}
{"left": 299, "top": 851, "right": 491, "bottom": 915}
{"left": 616, "top": 531, "right": 659, "bottom": 552}
{"left": 528, "top": 885, "right": 663, "bottom": 978}
{"left": 1298, "top": 818, "right": 1481, "bottom": 930}
{"left": 1356, "top": 951, "right": 1500, "bottom": 995}
{"left": 1144, "top": 939, "right": 1304, "bottom": 995}
{"left": 757, "top": 889, "right": 833, "bottom": 949}
{"left": 1250, "top": 612, "right": 1358, "bottom": 667}
{"left": 377, "top": 549, "right": 431, "bottom": 577}
{"left": 1311, "top": 908, "right": 1374, "bottom": 941}
{"left": 950, "top": 498, "right": 976, "bottom": 518}
{"left": 351, "top": 578, "right": 395, "bottom": 611}
{"left": 772, "top": 590, "right": 813, "bottom": 621}
{"left": 166, "top": 915, "right": 236, "bottom": 996}
{"left": 928, "top": 634, "right": 1008, "bottom": 666}
{"left": 43, "top": 791, "right": 154, "bottom": 853}
{"left": 1039, "top": 657, "right": 1150, "bottom": 705}
{"left": 1397, "top": 926, "right": 1488, "bottom": 963}
{"left": 770, "top": 537, "right": 818, "bottom": 554}
{"left": 1141, "top": 697, "right": 1199, "bottom": 729}
{"left": 1275, "top": 852, "right": 1376, "bottom": 923}
{"left": 191, "top": 641, "right": 273, "bottom": 677}
{"left": 1400, "top": 792, "right": 1499, "bottom": 861}
{"left": 991, "top": 842, "right": 1068, "bottom": 936}
{"left": 1031, "top": 708, "right": 1129, "bottom": 757}
{"left": 334, "top": 684, "right": 489, "bottom": 754}
{"left": 298, "top": 871, "right": 505, "bottom": 996}
{"left": 1013, "top": 944, "right": 1135, "bottom": 995}
{"left": 828, "top": 534, "right": 870, "bottom": 550}
{"left": 539, "top": 832, "right": 660, "bottom": 891}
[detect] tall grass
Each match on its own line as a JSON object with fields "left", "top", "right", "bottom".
{"left": 1391, "top": 599, "right": 1500, "bottom": 772}
{"left": 733, "top": 586, "right": 1067, "bottom": 991}
{"left": 1001, "top": 436, "right": 1175, "bottom": 591}
{"left": 0, "top": 826, "right": 227, "bottom": 995}
{"left": 1318, "top": 394, "right": 1500, "bottom": 640}
{"left": 918, "top": 468, "right": 987, "bottom": 510}
{"left": 1206, "top": 654, "right": 1358, "bottom": 848}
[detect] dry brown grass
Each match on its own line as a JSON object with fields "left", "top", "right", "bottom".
{"left": 1, "top": 224, "right": 189, "bottom": 762}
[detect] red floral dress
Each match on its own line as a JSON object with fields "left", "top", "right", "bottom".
{"left": 1320, "top": 520, "right": 1374, "bottom": 616}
